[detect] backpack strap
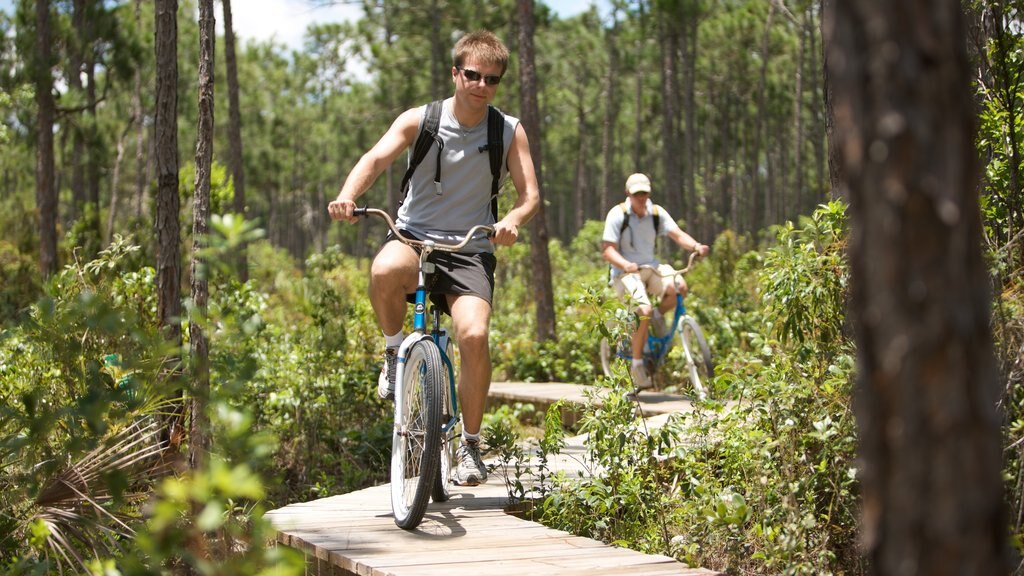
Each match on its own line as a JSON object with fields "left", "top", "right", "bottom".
{"left": 399, "top": 100, "right": 444, "bottom": 204}
{"left": 485, "top": 105, "right": 504, "bottom": 222}
{"left": 618, "top": 202, "right": 661, "bottom": 249}
{"left": 400, "top": 100, "right": 504, "bottom": 221}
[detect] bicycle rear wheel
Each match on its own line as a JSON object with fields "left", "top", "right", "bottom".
{"left": 391, "top": 337, "right": 444, "bottom": 529}
{"left": 678, "top": 316, "right": 714, "bottom": 400}
{"left": 432, "top": 336, "right": 460, "bottom": 503}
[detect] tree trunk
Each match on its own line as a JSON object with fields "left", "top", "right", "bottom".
{"left": 601, "top": 9, "right": 619, "bottom": 216}
{"left": 633, "top": 4, "right": 646, "bottom": 169}
{"left": 793, "top": 6, "right": 806, "bottom": 220}
{"left": 223, "top": 0, "right": 248, "bottom": 281}
{"left": 429, "top": 0, "right": 445, "bottom": 101}
{"left": 682, "top": 2, "right": 698, "bottom": 230}
{"left": 827, "top": 1, "right": 1008, "bottom": 573}
{"left": 155, "top": 0, "right": 182, "bottom": 353}
{"left": 658, "top": 15, "right": 681, "bottom": 218}
{"left": 822, "top": 0, "right": 841, "bottom": 199}
{"left": 190, "top": 0, "right": 214, "bottom": 474}
{"left": 516, "top": 0, "right": 556, "bottom": 342}
{"left": 573, "top": 97, "right": 587, "bottom": 233}
{"left": 756, "top": 2, "right": 775, "bottom": 230}
{"left": 133, "top": 0, "right": 147, "bottom": 220}
{"left": 106, "top": 120, "right": 134, "bottom": 245}
{"left": 34, "top": 0, "right": 57, "bottom": 278}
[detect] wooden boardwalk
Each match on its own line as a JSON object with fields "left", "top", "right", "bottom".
{"left": 266, "top": 382, "right": 719, "bottom": 576}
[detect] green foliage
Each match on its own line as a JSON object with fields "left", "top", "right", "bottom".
{"left": 117, "top": 414, "right": 305, "bottom": 576}
{"left": 533, "top": 203, "right": 861, "bottom": 574}
{"left": 0, "top": 239, "right": 39, "bottom": 324}
{"left": 492, "top": 221, "right": 613, "bottom": 383}
{"left": 759, "top": 202, "right": 849, "bottom": 364}
{"left": 0, "top": 226, "right": 380, "bottom": 573}
{"left": 536, "top": 384, "right": 682, "bottom": 553}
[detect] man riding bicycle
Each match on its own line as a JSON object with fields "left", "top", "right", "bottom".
{"left": 601, "top": 173, "right": 709, "bottom": 390}
{"left": 327, "top": 31, "right": 540, "bottom": 486}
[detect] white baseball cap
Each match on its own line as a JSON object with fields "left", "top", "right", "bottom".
{"left": 625, "top": 173, "right": 652, "bottom": 195}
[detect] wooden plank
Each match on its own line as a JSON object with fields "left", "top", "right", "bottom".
{"left": 267, "top": 381, "right": 721, "bottom": 576}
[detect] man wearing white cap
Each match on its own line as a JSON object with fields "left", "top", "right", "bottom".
{"left": 601, "top": 173, "right": 710, "bottom": 390}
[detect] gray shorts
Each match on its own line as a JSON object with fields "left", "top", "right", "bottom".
{"left": 385, "top": 230, "right": 496, "bottom": 315}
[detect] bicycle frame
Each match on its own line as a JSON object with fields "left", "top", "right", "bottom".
{"left": 612, "top": 252, "right": 701, "bottom": 368}
{"left": 355, "top": 207, "right": 492, "bottom": 441}
{"left": 391, "top": 249, "right": 460, "bottom": 436}
{"left": 640, "top": 292, "right": 687, "bottom": 368}
{"left": 611, "top": 291, "right": 686, "bottom": 368}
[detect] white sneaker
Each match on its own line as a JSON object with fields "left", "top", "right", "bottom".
{"left": 630, "top": 363, "right": 652, "bottom": 390}
{"left": 455, "top": 441, "right": 488, "bottom": 486}
{"left": 377, "top": 347, "right": 398, "bottom": 401}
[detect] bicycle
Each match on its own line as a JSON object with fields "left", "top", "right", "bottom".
{"left": 353, "top": 207, "right": 492, "bottom": 530}
{"left": 599, "top": 252, "right": 714, "bottom": 400}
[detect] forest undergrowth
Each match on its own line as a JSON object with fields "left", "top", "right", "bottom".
{"left": 1, "top": 201, "right": 1023, "bottom": 574}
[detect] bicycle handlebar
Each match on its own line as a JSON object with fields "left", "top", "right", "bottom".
{"left": 637, "top": 250, "right": 703, "bottom": 277}
{"left": 353, "top": 207, "right": 495, "bottom": 252}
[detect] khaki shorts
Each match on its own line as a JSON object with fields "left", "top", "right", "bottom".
{"left": 612, "top": 264, "right": 678, "bottom": 310}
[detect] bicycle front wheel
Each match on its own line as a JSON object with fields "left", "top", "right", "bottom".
{"left": 678, "top": 316, "right": 714, "bottom": 400}
{"left": 391, "top": 338, "right": 444, "bottom": 529}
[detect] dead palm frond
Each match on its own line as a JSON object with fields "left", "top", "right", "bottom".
{"left": 26, "top": 417, "right": 178, "bottom": 574}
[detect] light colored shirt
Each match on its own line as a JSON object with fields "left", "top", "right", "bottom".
{"left": 602, "top": 199, "right": 680, "bottom": 278}
{"left": 397, "top": 97, "right": 519, "bottom": 253}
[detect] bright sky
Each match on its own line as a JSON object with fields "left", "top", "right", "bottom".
{"left": 0, "top": 1, "right": 606, "bottom": 50}
{"left": 228, "top": 0, "right": 606, "bottom": 51}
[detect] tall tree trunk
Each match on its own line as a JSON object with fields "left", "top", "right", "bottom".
{"left": 429, "top": 0, "right": 445, "bottom": 100}
{"left": 223, "top": 0, "right": 248, "bottom": 281}
{"left": 822, "top": 0, "right": 841, "bottom": 199}
{"left": 34, "top": 0, "right": 57, "bottom": 278}
{"left": 601, "top": 9, "right": 620, "bottom": 216}
{"left": 659, "top": 15, "right": 681, "bottom": 218}
{"left": 573, "top": 97, "right": 587, "bottom": 233}
{"left": 827, "top": 1, "right": 1007, "bottom": 573}
{"left": 190, "top": 0, "right": 214, "bottom": 474}
{"left": 134, "top": 0, "right": 147, "bottom": 220}
{"left": 633, "top": 4, "right": 646, "bottom": 169}
{"left": 793, "top": 7, "right": 806, "bottom": 220}
{"left": 155, "top": 0, "right": 183, "bottom": 454}
{"left": 516, "top": 0, "right": 556, "bottom": 342}
{"left": 682, "top": 2, "right": 698, "bottom": 230}
{"left": 756, "top": 2, "right": 775, "bottom": 230}
{"left": 106, "top": 120, "right": 134, "bottom": 245}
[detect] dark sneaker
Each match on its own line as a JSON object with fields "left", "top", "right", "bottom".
{"left": 455, "top": 440, "right": 488, "bottom": 486}
{"left": 377, "top": 346, "right": 398, "bottom": 401}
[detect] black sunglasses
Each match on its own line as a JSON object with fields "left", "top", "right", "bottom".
{"left": 456, "top": 66, "right": 502, "bottom": 86}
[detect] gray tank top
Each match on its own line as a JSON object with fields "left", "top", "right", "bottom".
{"left": 396, "top": 97, "right": 519, "bottom": 253}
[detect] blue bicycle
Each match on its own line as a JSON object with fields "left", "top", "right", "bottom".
{"left": 599, "top": 252, "right": 714, "bottom": 400}
{"left": 354, "top": 207, "right": 491, "bottom": 529}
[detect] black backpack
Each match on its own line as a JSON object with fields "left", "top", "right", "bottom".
{"left": 399, "top": 99, "right": 505, "bottom": 221}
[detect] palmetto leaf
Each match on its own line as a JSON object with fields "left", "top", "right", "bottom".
{"left": 28, "top": 417, "right": 177, "bottom": 574}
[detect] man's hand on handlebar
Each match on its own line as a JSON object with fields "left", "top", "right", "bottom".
{"left": 490, "top": 220, "right": 519, "bottom": 247}
{"left": 327, "top": 198, "right": 358, "bottom": 224}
